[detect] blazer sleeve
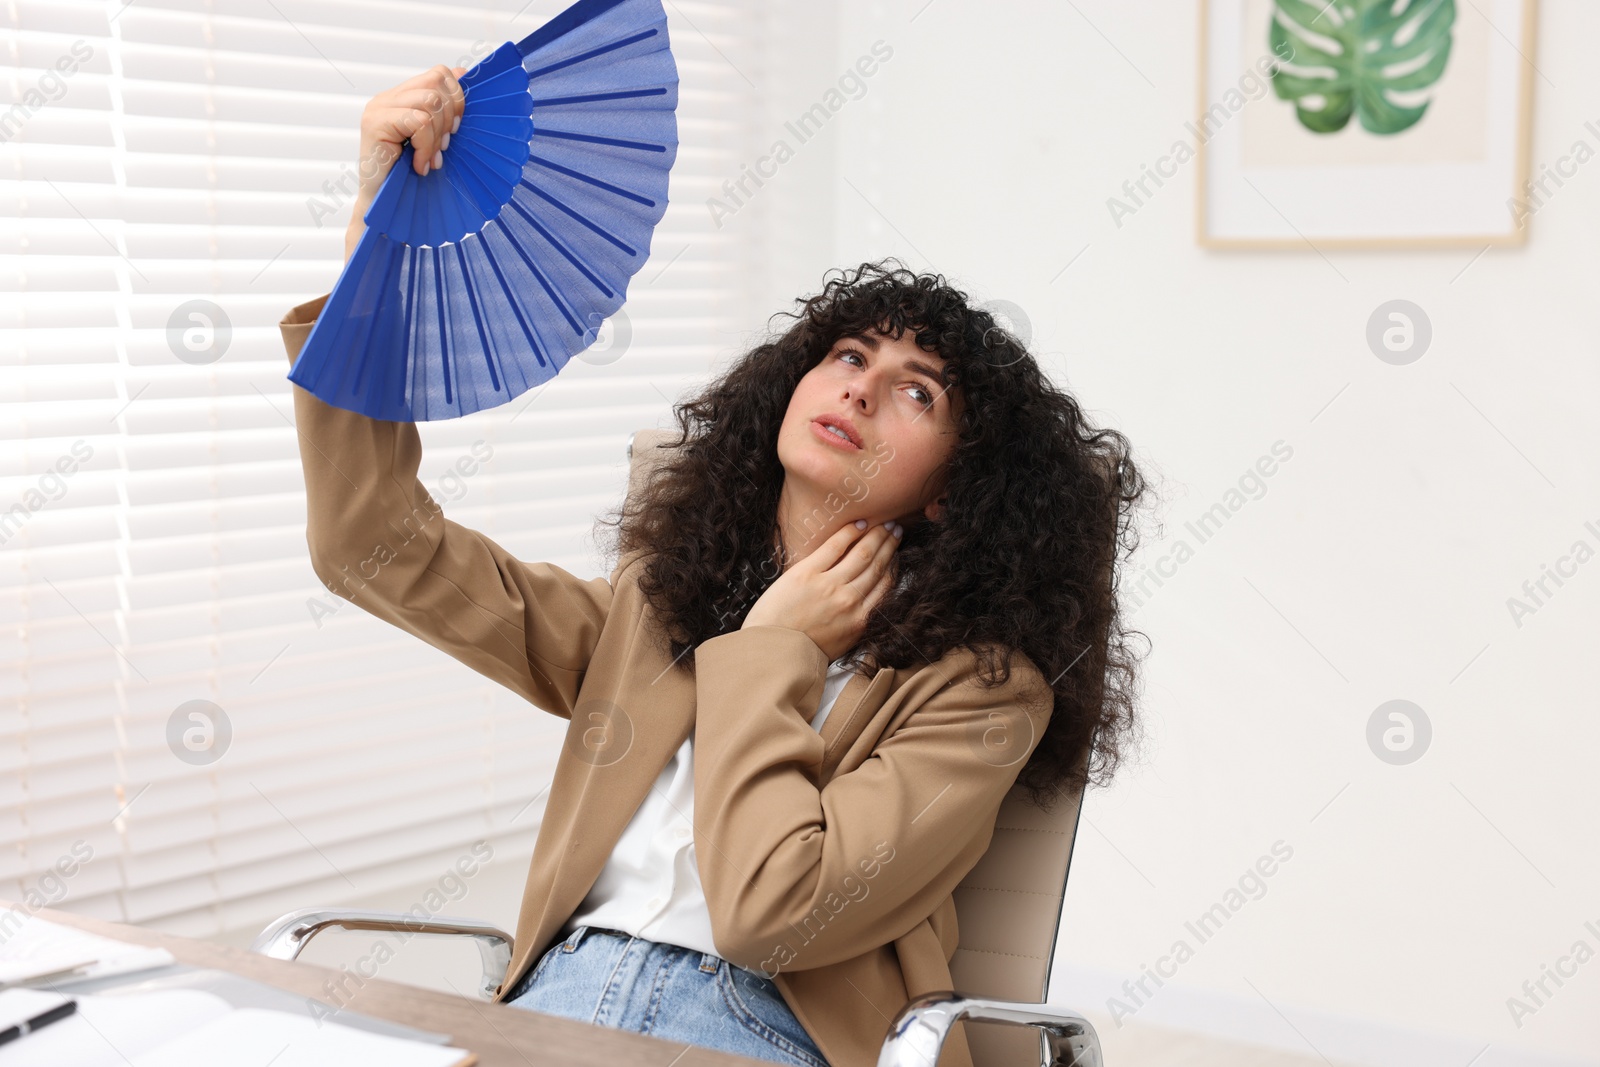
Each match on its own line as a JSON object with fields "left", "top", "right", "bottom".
{"left": 691, "top": 624, "right": 1054, "bottom": 973}
{"left": 280, "top": 293, "right": 613, "bottom": 719}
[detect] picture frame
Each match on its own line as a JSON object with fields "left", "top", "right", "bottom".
{"left": 1196, "top": 0, "right": 1539, "bottom": 249}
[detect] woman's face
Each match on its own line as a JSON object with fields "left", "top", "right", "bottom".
{"left": 776, "top": 326, "right": 963, "bottom": 529}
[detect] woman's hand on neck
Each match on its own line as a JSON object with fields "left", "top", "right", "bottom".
{"left": 773, "top": 480, "right": 909, "bottom": 572}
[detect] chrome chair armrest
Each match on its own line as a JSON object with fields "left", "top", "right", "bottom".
{"left": 250, "top": 908, "right": 514, "bottom": 999}
{"left": 877, "top": 992, "right": 1101, "bottom": 1067}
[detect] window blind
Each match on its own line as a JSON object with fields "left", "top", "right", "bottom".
{"left": 2, "top": 0, "right": 753, "bottom": 940}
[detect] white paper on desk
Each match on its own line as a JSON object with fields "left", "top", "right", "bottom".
{"left": 0, "top": 910, "right": 175, "bottom": 985}
{"left": 128, "top": 1008, "right": 471, "bottom": 1067}
{"left": 0, "top": 988, "right": 233, "bottom": 1066}
{"left": 0, "top": 991, "right": 470, "bottom": 1067}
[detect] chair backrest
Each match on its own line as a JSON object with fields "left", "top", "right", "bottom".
{"left": 625, "top": 427, "right": 677, "bottom": 506}
{"left": 948, "top": 783, "right": 1085, "bottom": 1066}
{"left": 625, "top": 428, "right": 1106, "bottom": 1067}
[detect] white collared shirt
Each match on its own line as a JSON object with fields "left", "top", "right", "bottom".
{"left": 560, "top": 655, "right": 859, "bottom": 957}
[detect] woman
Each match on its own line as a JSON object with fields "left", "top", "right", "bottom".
{"left": 284, "top": 65, "right": 1147, "bottom": 1067}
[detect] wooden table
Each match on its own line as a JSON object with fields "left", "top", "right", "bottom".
{"left": 25, "top": 905, "right": 774, "bottom": 1067}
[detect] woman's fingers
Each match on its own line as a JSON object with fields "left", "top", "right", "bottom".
{"left": 833, "top": 523, "right": 898, "bottom": 587}
{"left": 404, "top": 81, "right": 454, "bottom": 172}
{"left": 799, "top": 521, "right": 901, "bottom": 612}
{"left": 864, "top": 559, "right": 893, "bottom": 609}
{"left": 380, "top": 93, "right": 449, "bottom": 174}
{"left": 428, "top": 66, "right": 467, "bottom": 164}
{"left": 846, "top": 526, "right": 900, "bottom": 597}
{"left": 388, "top": 65, "right": 466, "bottom": 124}
{"left": 806, "top": 521, "right": 873, "bottom": 575}
{"left": 368, "top": 103, "right": 431, "bottom": 144}
{"left": 370, "top": 106, "right": 434, "bottom": 175}
{"left": 374, "top": 65, "right": 467, "bottom": 176}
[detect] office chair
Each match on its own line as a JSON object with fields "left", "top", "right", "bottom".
{"left": 254, "top": 428, "right": 1107, "bottom": 1067}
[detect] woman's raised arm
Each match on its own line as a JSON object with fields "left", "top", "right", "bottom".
{"left": 280, "top": 66, "right": 614, "bottom": 719}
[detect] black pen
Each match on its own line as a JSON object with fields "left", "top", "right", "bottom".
{"left": 0, "top": 998, "right": 77, "bottom": 1045}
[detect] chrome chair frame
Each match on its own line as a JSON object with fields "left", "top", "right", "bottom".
{"left": 250, "top": 908, "right": 512, "bottom": 1000}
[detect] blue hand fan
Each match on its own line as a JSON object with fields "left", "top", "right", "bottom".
{"left": 288, "top": 0, "right": 678, "bottom": 421}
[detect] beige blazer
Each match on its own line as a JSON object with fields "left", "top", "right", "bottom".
{"left": 281, "top": 294, "right": 1054, "bottom": 1067}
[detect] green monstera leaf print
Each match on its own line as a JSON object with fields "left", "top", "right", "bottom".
{"left": 1268, "top": 0, "right": 1457, "bottom": 135}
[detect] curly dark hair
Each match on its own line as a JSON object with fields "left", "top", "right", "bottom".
{"left": 594, "top": 259, "right": 1149, "bottom": 811}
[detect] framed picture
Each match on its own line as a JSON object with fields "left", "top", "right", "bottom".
{"left": 1197, "top": 0, "right": 1539, "bottom": 248}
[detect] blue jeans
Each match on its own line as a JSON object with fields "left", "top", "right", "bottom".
{"left": 504, "top": 924, "right": 830, "bottom": 1067}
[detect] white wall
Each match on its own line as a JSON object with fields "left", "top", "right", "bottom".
{"left": 804, "top": 1, "right": 1598, "bottom": 1063}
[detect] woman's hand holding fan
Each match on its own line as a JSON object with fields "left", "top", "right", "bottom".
{"left": 342, "top": 66, "right": 468, "bottom": 262}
